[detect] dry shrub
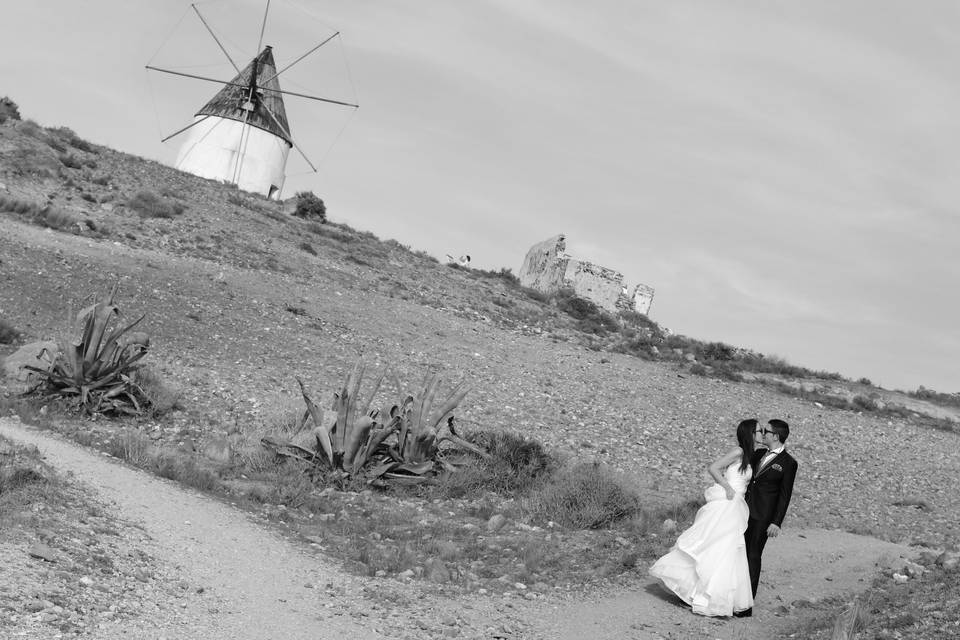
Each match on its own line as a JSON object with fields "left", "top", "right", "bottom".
{"left": 233, "top": 440, "right": 276, "bottom": 473}
{"left": 292, "top": 191, "right": 326, "bottom": 221}
{"left": 130, "top": 366, "right": 181, "bottom": 416}
{"left": 1, "top": 195, "right": 82, "bottom": 232}
{"left": 0, "top": 465, "right": 47, "bottom": 495}
{"left": 830, "top": 598, "right": 864, "bottom": 640}
{"left": 0, "top": 194, "right": 40, "bottom": 215}
{"left": 0, "top": 96, "right": 21, "bottom": 123}
{"left": 434, "top": 429, "right": 554, "bottom": 498}
{"left": 58, "top": 153, "right": 82, "bottom": 169}
{"left": 524, "top": 462, "right": 642, "bottom": 529}
{"left": 151, "top": 450, "right": 220, "bottom": 492}
{"left": 127, "top": 191, "right": 185, "bottom": 218}
{"left": 107, "top": 431, "right": 154, "bottom": 467}
{"left": 424, "top": 539, "right": 460, "bottom": 562}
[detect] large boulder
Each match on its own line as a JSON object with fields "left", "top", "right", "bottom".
{"left": 2, "top": 340, "right": 58, "bottom": 392}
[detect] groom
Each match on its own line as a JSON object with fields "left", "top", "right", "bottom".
{"left": 736, "top": 419, "right": 798, "bottom": 618}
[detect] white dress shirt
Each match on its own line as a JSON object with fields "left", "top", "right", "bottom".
{"left": 759, "top": 446, "right": 784, "bottom": 470}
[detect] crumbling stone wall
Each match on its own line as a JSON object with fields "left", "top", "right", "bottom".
{"left": 518, "top": 235, "right": 655, "bottom": 315}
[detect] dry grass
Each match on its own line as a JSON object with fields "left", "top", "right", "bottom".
{"left": 524, "top": 462, "right": 642, "bottom": 529}
{"left": 0, "top": 194, "right": 82, "bottom": 232}
{"left": 127, "top": 190, "right": 186, "bottom": 219}
{"left": 105, "top": 431, "right": 155, "bottom": 467}
{"left": 785, "top": 562, "right": 960, "bottom": 639}
{"left": 131, "top": 365, "right": 182, "bottom": 416}
{"left": 0, "top": 437, "right": 60, "bottom": 527}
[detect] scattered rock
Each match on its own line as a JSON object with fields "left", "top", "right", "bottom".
{"left": 2, "top": 340, "right": 58, "bottom": 391}
{"left": 903, "top": 560, "right": 925, "bottom": 578}
{"left": 28, "top": 542, "right": 59, "bottom": 563}
{"left": 486, "top": 514, "right": 507, "bottom": 532}
{"left": 23, "top": 600, "right": 46, "bottom": 613}
{"left": 201, "top": 437, "right": 232, "bottom": 464}
{"left": 425, "top": 559, "right": 451, "bottom": 584}
{"left": 937, "top": 551, "right": 960, "bottom": 571}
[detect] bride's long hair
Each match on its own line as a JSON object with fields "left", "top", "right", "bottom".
{"left": 736, "top": 419, "right": 758, "bottom": 473}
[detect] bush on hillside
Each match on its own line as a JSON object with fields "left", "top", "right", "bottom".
{"left": 910, "top": 385, "right": 960, "bottom": 409}
{"left": 58, "top": 153, "right": 82, "bottom": 169}
{"left": 554, "top": 289, "right": 620, "bottom": 335}
{"left": 525, "top": 462, "right": 642, "bottom": 529}
{"left": 432, "top": 429, "right": 554, "bottom": 497}
{"left": 130, "top": 365, "right": 182, "bottom": 417}
{"left": 700, "top": 341, "right": 735, "bottom": 361}
{"left": 49, "top": 126, "right": 95, "bottom": 153}
{"left": 472, "top": 267, "right": 521, "bottom": 286}
{"left": 293, "top": 191, "right": 326, "bottom": 222}
{"left": 0, "top": 194, "right": 82, "bottom": 233}
{"left": 618, "top": 309, "right": 664, "bottom": 336}
{"left": 127, "top": 191, "right": 185, "bottom": 219}
{"left": 0, "top": 97, "right": 20, "bottom": 124}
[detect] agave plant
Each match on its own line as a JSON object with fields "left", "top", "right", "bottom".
{"left": 372, "top": 372, "right": 488, "bottom": 484}
{"left": 262, "top": 364, "right": 487, "bottom": 485}
{"left": 24, "top": 284, "right": 150, "bottom": 415}
{"left": 262, "top": 361, "right": 396, "bottom": 478}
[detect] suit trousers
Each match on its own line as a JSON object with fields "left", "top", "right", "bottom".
{"left": 744, "top": 518, "right": 769, "bottom": 598}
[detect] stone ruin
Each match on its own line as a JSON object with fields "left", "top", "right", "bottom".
{"left": 518, "top": 234, "right": 654, "bottom": 315}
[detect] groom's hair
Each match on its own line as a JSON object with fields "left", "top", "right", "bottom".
{"left": 768, "top": 419, "right": 789, "bottom": 443}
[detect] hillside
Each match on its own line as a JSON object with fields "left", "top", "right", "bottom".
{"left": 1, "top": 112, "right": 959, "bottom": 547}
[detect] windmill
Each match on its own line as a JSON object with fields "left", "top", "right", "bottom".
{"left": 147, "top": 2, "right": 358, "bottom": 200}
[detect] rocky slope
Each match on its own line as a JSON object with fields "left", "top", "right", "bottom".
{"left": 1, "top": 116, "right": 959, "bottom": 550}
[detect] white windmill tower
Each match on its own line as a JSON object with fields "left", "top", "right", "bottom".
{"left": 147, "top": 3, "right": 358, "bottom": 200}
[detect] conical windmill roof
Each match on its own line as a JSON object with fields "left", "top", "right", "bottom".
{"left": 196, "top": 46, "right": 292, "bottom": 145}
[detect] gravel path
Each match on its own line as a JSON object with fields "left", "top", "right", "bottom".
{"left": 1, "top": 417, "right": 385, "bottom": 640}
{"left": 537, "top": 529, "right": 913, "bottom": 640}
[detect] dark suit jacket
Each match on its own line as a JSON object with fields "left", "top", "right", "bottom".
{"left": 745, "top": 448, "right": 797, "bottom": 528}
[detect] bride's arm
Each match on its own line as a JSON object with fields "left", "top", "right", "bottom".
{"left": 708, "top": 447, "right": 742, "bottom": 499}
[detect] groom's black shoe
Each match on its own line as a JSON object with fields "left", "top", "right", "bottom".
{"left": 733, "top": 608, "right": 752, "bottom": 618}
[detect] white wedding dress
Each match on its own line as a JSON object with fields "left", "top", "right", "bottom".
{"left": 648, "top": 463, "right": 754, "bottom": 617}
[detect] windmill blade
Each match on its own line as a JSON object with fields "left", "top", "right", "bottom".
{"left": 256, "top": 0, "right": 271, "bottom": 54}
{"left": 146, "top": 65, "right": 239, "bottom": 86}
{"left": 261, "top": 86, "right": 358, "bottom": 108}
{"left": 261, "top": 104, "right": 318, "bottom": 172}
{"left": 145, "top": 66, "right": 358, "bottom": 108}
{"left": 259, "top": 32, "right": 339, "bottom": 86}
{"left": 160, "top": 115, "right": 211, "bottom": 143}
{"left": 191, "top": 3, "right": 241, "bottom": 74}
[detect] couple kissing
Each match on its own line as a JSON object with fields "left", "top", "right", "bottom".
{"left": 649, "top": 418, "right": 798, "bottom": 618}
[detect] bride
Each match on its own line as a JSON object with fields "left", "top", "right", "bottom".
{"left": 648, "top": 419, "right": 757, "bottom": 617}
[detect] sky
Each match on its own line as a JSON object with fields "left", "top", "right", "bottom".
{"left": 3, "top": 1, "right": 959, "bottom": 393}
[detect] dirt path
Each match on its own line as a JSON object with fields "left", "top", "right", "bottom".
{"left": 0, "top": 418, "right": 386, "bottom": 640}
{"left": 1, "top": 418, "right": 919, "bottom": 640}
{"left": 533, "top": 528, "right": 913, "bottom": 640}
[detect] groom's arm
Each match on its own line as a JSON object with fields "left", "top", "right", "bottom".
{"left": 770, "top": 457, "right": 798, "bottom": 528}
